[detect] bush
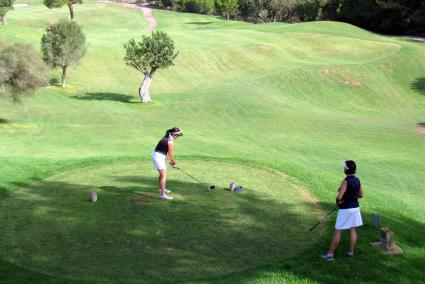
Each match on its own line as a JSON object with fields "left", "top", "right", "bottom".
{"left": 0, "top": 43, "right": 48, "bottom": 101}
{"left": 183, "top": 0, "right": 214, "bottom": 14}
{"left": 295, "top": 0, "right": 319, "bottom": 21}
{"left": 200, "top": 0, "right": 214, "bottom": 14}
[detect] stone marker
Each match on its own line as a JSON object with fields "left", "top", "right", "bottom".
{"left": 371, "top": 227, "right": 403, "bottom": 255}
{"left": 91, "top": 192, "right": 98, "bottom": 202}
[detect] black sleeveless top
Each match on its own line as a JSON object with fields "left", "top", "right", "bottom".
{"left": 339, "top": 175, "right": 361, "bottom": 209}
{"left": 154, "top": 136, "right": 171, "bottom": 156}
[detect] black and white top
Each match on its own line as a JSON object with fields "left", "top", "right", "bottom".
{"left": 339, "top": 176, "right": 361, "bottom": 209}
{"left": 154, "top": 135, "right": 173, "bottom": 156}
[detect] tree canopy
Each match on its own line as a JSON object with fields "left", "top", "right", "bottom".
{"left": 157, "top": 0, "right": 425, "bottom": 35}
{"left": 124, "top": 31, "right": 178, "bottom": 103}
{"left": 0, "top": 43, "right": 48, "bottom": 101}
{"left": 124, "top": 31, "right": 178, "bottom": 77}
{"left": 43, "top": 0, "right": 83, "bottom": 19}
{"left": 0, "top": 0, "right": 15, "bottom": 25}
{"left": 41, "top": 20, "right": 86, "bottom": 87}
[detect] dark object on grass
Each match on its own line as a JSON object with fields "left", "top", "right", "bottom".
{"left": 371, "top": 214, "right": 381, "bottom": 228}
{"left": 90, "top": 192, "right": 98, "bottom": 202}
{"left": 309, "top": 206, "right": 338, "bottom": 231}
{"left": 234, "top": 186, "right": 244, "bottom": 193}
{"left": 176, "top": 167, "right": 215, "bottom": 190}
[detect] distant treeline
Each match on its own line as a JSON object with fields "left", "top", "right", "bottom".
{"left": 150, "top": 0, "right": 425, "bottom": 35}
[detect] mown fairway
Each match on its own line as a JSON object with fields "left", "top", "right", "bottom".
{"left": 1, "top": 0, "right": 425, "bottom": 283}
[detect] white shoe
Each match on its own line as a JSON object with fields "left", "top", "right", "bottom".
{"left": 158, "top": 189, "right": 171, "bottom": 194}
{"left": 160, "top": 194, "right": 173, "bottom": 200}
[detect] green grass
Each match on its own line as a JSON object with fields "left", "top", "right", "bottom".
{"left": 0, "top": 160, "right": 322, "bottom": 282}
{"left": 1, "top": 0, "right": 425, "bottom": 283}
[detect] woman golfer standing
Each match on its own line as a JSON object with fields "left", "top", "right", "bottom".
{"left": 321, "top": 160, "right": 363, "bottom": 260}
{"left": 152, "top": 127, "right": 183, "bottom": 200}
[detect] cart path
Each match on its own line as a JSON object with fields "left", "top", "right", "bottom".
{"left": 96, "top": 0, "right": 157, "bottom": 30}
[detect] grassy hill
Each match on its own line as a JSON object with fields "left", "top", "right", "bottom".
{"left": 1, "top": 0, "right": 424, "bottom": 283}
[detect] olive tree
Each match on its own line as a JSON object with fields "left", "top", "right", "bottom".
{"left": 124, "top": 31, "right": 178, "bottom": 104}
{"left": 41, "top": 20, "right": 86, "bottom": 87}
{"left": 0, "top": 0, "right": 14, "bottom": 25}
{"left": 216, "top": 0, "right": 238, "bottom": 20}
{"left": 0, "top": 43, "right": 48, "bottom": 101}
{"left": 43, "top": 0, "right": 82, "bottom": 20}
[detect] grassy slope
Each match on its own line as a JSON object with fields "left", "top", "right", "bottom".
{"left": 1, "top": 0, "right": 425, "bottom": 283}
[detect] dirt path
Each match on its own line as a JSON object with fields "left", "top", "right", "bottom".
{"left": 96, "top": 0, "right": 157, "bottom": 30}
{"left": 416, "top": 124, "right": 425, "bottom": 134}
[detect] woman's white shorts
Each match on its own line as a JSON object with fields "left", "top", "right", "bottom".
{"left": 152, "top": 151, "right": 167, "bottom": 170}
{"left": 335, "top": 207, "right": 363, "bottom": 230}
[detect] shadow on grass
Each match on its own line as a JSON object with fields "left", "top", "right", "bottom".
{"left": 213, "top": 202, "right": 425, "bottom": 284}
{"left": 0, "top": 118, "right": 9, "bottom": 124}
{"left": 185, "top": 21, "right": 214, "bottom": 25}
{"left": 0, "top": 186, "right": 9, "bottom": 200}
{"left": 411, "top": 77, "right": 425, "bottom": 95}
{"left": 0, "top": 176, "right": 322, "bottom": 283}
{"left": 2, "top": 175, "right": 425, "bottom": 284}
{"left": 71, "top": 92, "right": 139, "bottom": 104}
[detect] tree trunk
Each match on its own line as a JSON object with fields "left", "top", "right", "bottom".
{"left": 0, "top": 15, "right": 5, "bottom": 25}
{"left": 227, "top": 12, "right": 230, "bottom": 21}
{"left": 68, "top": 4, "right": 75, "bottom": 20}
{"left": 139, "top": 75, "right": 153, "bottom": 103}
{"left": 61, "top": 65, "right": 68, "bottom": 88}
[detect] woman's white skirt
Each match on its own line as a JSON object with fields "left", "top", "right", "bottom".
{"left": 335, "top": 207, "right": 363, "bottom": 230}
{"left": 152, "top": 151, "right": 167, "bottom": 170}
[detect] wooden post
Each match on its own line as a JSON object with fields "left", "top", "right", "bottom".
{"left": 380, "top": 228, "right": 394, "bottom": 251}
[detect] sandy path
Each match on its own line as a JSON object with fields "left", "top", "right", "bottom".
{"left": 96, "top": 0, "right": 157, "bottom": 30}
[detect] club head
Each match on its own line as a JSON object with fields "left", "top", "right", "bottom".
{"left": 208, "top": 185, "right": 215, "bottom": 190}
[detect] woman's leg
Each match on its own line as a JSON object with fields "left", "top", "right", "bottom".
{"left": 158, "top": 169, "right": 167, "bottom": 195}
{"left": 349, "top": 228, "right": 357, "bottom": 253}
{"left": 328, "top": 229, "right": 342, "bottom": 255}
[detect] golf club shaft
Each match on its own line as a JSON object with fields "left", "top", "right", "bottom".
{"left": 176, "top": 167, "right": 203, "bottom": 184}
{"left": 309, "top": 206, "right": 338, "bottom": 231}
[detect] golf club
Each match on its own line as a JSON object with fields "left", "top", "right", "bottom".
{"left": 175, "top": 167, "right": 215, "bottom": 190}
{"left": 309, "top": 206, "right": 338, "bottom": 231}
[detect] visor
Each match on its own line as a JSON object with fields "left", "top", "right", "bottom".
{"left": 341, "top": 162, "right": 349, "bottom": 170}
{"left": 172, "top": 131, "right": 183, "bottom": 137}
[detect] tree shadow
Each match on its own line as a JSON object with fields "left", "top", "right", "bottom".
{"left": 0, "top": 118, "right": 9, "bottom": 124}
{"left": 217, "top": 202, "right": 425, "bottom": 284}
{"left": 71, "top": 92, "right": 139, "bottom": 104}
{"left": 2, "top": 175, "right": 425, "bottom": 284}
{"left": 411, "top": 77, "right": 425, "bottom": 95}
{"left": 0, "top": 176, "right": 323, "bottom": 283}
{"left": 185, "top": 21, "right": 214, "bottom": 25}
{"left": 0, "top": 186, "right": 9, "bottom": 200}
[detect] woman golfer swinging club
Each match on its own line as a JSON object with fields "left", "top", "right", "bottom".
{"left": 320, "top": 160, "right": 363, "bottom": 260}
{"left": 152, "top": 127, "right": 183, "bottom": 200}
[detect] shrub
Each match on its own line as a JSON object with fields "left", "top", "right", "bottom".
{"left": 183, "top": 0, "right": 214, "bottom": 14}
{"left": 0, "top": 43, "right": 48, "bottom": 101}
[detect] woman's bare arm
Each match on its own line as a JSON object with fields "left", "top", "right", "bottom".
{"left": 168, "top": 142, "right": 176, "bottom": 166}
{"left": 336, "top": 180, "right": 347, "bottom": 205}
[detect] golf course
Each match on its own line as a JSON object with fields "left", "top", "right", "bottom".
{"left": 1, "top": 0, "right": 425, "bottom": 283}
